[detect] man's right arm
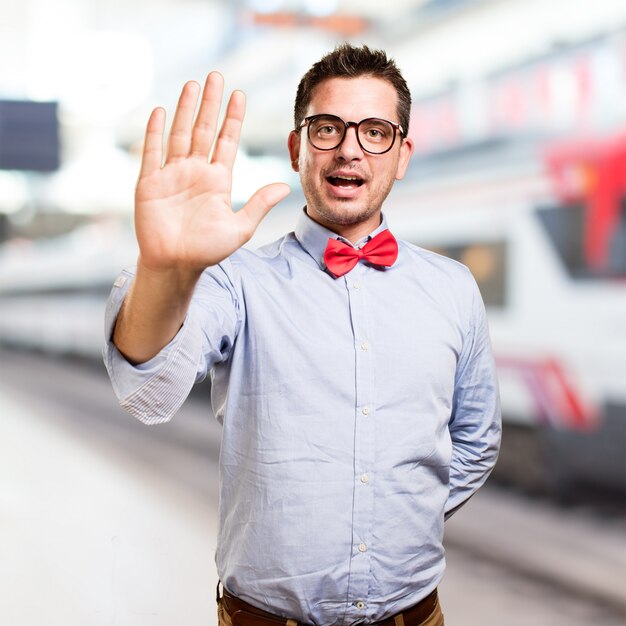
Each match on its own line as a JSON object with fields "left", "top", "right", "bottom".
{"left": 104, "top": 72, "right": 289, "bottom": 420}
{"left": 104, "top": 261, "right": 241, "bottom": 424}
{"left": 112, "top": 263, "right": 202, "bottom": 365}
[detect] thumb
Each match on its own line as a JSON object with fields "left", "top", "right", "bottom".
{"left": 236, "top": 182, "right": 291, "bottom": 241}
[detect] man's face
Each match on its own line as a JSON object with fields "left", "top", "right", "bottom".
{"left": 288, "top": 76, "right": 413, "bottom": 235}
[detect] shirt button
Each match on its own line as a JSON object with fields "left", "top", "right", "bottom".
{"left": 360, "top": 474, "right": 369, "bottom": 484}
{"left": 361, "top": 406, "right": 370, "bottom": 416}
{"left": 358, "top": 543, "right": 367, "bottom": 553}
{"left": 355, "top": 601, "right": 366, "bottom": 610}
{"left": 361, "top": 341, "right": 369, "bottom": 351}
{"left": 353, "top": 281, "right": 361, "bottom": 289}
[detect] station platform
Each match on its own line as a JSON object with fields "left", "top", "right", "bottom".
{"left": 1, "top": 379, "right": 219, "bottom": 626}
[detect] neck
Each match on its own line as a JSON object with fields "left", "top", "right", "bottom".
{"left": 306, "top": 209, "right": 383, "bottom": 244}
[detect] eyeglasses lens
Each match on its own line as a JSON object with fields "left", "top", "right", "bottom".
{"left": 307, "top": 115, "right": 395, "bottom": 154}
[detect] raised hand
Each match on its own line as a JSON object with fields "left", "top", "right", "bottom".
{"left": 134, "top": 72, "right": 290, "bottom": 274}
{"left": 113, "top": 73, "right": 290, "bottom": 364}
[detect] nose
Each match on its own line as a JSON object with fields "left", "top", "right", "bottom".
{"left": 335, "top": 125, "right": 364, "bottom": 161}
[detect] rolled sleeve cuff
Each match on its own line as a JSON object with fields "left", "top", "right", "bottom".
{"left": 102, "top": 270, "right": 203, "bottom": 424}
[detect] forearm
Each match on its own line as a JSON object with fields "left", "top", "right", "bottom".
{"left": 112, "top": 259, "right": 203, "bottom": 364}
{"left": 445, "top": 274, "right": 501, "bottom": 517}
{"left": 445, "top": 420, "right": 500, "bottom": 518}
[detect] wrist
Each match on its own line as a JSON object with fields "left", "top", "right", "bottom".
{"left": 136, "top": 257, "right": 204, "bottom": 295}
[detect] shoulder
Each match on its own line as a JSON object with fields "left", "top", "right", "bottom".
{"left": 397, "top": 240, "right": 486, "bottom": 334}
{"left": 398, "top": 239, "right": 475, "bottom": 284}
{"left": 233, "top": 232, "right": 298, "bottom": 269}
{"left": 252, "top": 232, "right": 299, "bottom": 260}
{"left": 396, "top": 239, "right": 482, "bottom": 318}
{"left": 199, "top": 232, "right": 297, "bottom": 282}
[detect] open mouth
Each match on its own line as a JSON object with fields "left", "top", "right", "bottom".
{"left": 326, "top": 175, "right": 364, "bottom": 189}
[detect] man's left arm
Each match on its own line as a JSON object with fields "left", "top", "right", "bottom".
{"left": 445, "top": 277, "right": 502, "bottom": 518}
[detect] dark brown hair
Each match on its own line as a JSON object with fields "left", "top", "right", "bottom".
{"left": 294, "top": 43, "right": 411, "bottom": 136}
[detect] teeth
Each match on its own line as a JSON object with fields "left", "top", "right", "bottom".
{"left": 335, "top": 176, "right": 360, "bottom": 181}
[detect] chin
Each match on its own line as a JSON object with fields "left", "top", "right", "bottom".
{"left": 318, "top": 203, "right": 379, "bottom": 227}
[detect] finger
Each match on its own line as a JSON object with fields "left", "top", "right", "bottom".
{"left": 235, "top": 183, "right": 291, "bottom": 243}
{"left": 211, "top": 89, "right": 246, "bottom": 170}
{"left": 165, "top": 81, "right": 201, "bottom": 163}
{"left": 139, "top": 107, "right": 165, "bottom": 179}
{"left": 190, "top": 72, "right": 224, "bottom": 159}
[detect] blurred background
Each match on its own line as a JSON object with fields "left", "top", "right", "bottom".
{"left": 0, "top": 0, "right": 625, "bottom": 624}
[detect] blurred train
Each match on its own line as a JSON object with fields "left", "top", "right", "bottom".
{"left": 390, "top": 133, "right": 626, "bottom": 497}
{"left": 1, "top": 130, "right": 624, "bottom": 499}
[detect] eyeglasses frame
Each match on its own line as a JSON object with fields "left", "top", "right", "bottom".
{"left": 297, "top": 114, "right": 406, "bottom": 155}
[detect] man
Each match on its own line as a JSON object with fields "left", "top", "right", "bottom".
{"left": 104, "top": 44, "right": 501, "bottom": 626}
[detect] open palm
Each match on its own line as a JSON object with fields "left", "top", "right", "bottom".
{"left": 135, "top": 72, "right": 290, "bottom": 273}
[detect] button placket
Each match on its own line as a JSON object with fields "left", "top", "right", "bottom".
{"left": 343, "top": 264, "right": 375, "bottom": 615}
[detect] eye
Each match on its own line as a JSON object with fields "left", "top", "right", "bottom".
{"left": 361, "top": 123, "right": 389, "bottom": 142}
{"left": 366, "top": 128, "right": 384, "bottom": 139}
{"left": 316, "top": 123, "right": 341, "bottom": 137}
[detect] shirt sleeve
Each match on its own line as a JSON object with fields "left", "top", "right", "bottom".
{"left": 445, "top": 275, "right": 502, "bottom": 518}
{"left": 102, "top": 261, "right": 242, "bottom": 425}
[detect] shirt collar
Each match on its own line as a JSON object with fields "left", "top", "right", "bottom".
{"left": 294, "top": 208, "right": 390, "bottom": 271}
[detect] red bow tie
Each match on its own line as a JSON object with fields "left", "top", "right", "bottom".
{"left": 323, "top": 229, "right": 398, "bottom": 278}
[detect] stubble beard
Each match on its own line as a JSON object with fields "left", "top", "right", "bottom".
{"left": 302, "top": 173, "right": 396, "bottom": 228}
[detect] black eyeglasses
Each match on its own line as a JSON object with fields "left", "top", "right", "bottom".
{"left": 297, "top": 114, "right": 405, "bottom": 155}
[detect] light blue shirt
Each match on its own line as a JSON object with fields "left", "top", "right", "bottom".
{"left": 103, "top": 209, "right": 501, "bottom": 626}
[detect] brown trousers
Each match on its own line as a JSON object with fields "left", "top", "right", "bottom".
{"left": 217, "top": 592, "right": 445, "bottom": 626}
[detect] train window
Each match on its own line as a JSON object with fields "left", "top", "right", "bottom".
{"left": 536, "top": 199, "right": 626, "bottom": 279}
{"left": 425, "top": 241, "right": 508, "bottom": 308}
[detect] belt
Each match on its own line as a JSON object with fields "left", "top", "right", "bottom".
{"left": 219, "top": 586, "right": 439, "bottom": 626}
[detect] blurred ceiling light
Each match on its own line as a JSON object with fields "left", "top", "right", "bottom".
{"left": 248, "top": 10, "right": 368, "bottom": 35}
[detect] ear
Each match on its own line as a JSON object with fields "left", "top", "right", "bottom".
{"left": 288, "top": 131, "right": 301, "bottom": 172}
{"left": 394, "top": 136, "right": 414, "bottom": 181}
